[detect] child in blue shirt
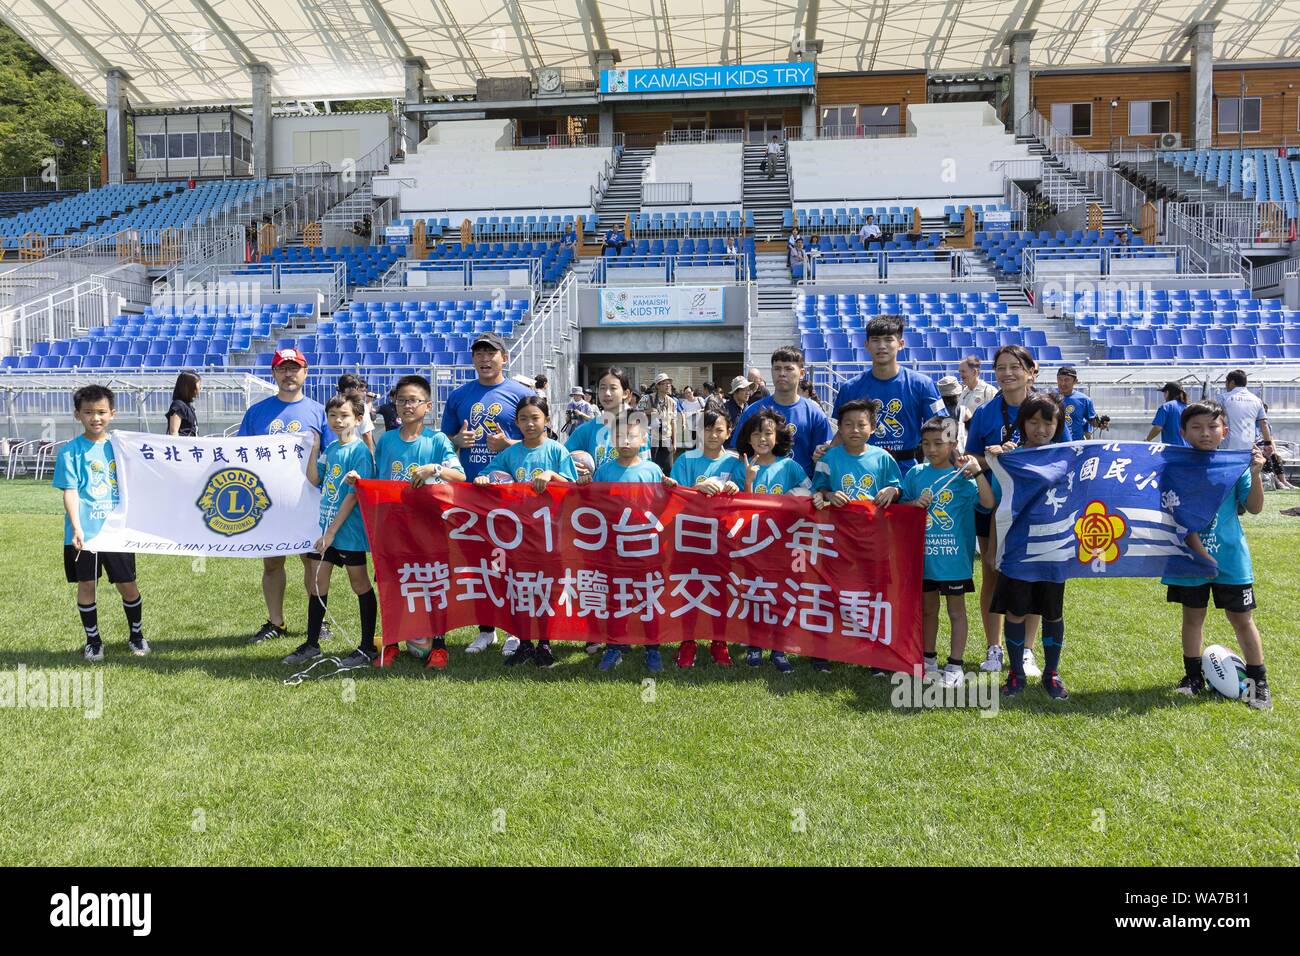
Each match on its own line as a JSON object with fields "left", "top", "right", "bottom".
{"left": 666, "top": 409, "right": 743, "bottom": 669}
{"left": 901, "top": 416, "right": 995, "bottom": 687}
{"left": 1146, "top": 382, "right": 1189, "bottom": 447}
{"left": 360, "top": 374, "right": 465, "bottom": 669}
{"left": 566, "top": 366, "right": 651, "bottom": 476}
{"left": 736, "top": 407, "right": 809, "bottom": 673}
{"left": 285, "top": 394, "right": 379, "bottom": 669}
{"left": 1160, "top": 399, "right": 1270, "bottom": 710}
{"left": 52, "top": 384, "right": 145, "bottom": 661}
{"left": 475, "top": 396, "right": 577, "bottom": 669}
{"left": 580, "top": 415, "right": 666, "bottom": 672}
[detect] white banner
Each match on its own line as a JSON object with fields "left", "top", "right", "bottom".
{"left": 83, "top": 431, "right": 321, "bottom": 557}
{"left": 598, "top": 286, "right": 725, "bottom": 325}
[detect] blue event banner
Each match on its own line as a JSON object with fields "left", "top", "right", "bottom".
{"left": 601, "top": 62, "right": 815, "bottom": 95}
{"left": 989, "top": 440, "right": 1251, "bottom": 583}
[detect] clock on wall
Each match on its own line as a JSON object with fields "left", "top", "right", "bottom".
{"left": 537, "top": 68, "right": 562, "bottom": 94}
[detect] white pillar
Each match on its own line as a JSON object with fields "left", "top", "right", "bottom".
{"left": 250, "top": 62, "right": 273, "bottom": 176}
{"left": 105, "top": 69, "right": 130, "bottom": 183}
{"left": 793, "top": 39, "right": 822, "bottom": 139}
{"left": 1005, "top": 30, "right": 1035, "bottom": 134}
{"left": 1188, "top": 21, "right": 1217, "bottom": 150}
{"left": 403, "top": 57, "right": 427, "bottom": 154}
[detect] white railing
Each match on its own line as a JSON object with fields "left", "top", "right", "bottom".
{"left": 505, "top": 271, "right": 578, "bottom": 406}
{"left": 781, "top": 126, "right": 910, "bottom": 141}
{"left": 1164, "top": 204, "right": 1253, "bottom": 286}
{"left": 991, "top": 158, "right": 1045, "bottom": 181}
{"left": 796, "top": 249, "right": 974, "bottom": 285}
{"left": 1166, "top": 200, "right": 1297, "bottom": 245}
{"left": 0, "top": 278, "right": 127, "bottom": 357}
{"left": 161, "top": 260, "right": 346, "bottom": 312}
{"left": 389, "top": 256, "right": 544, "bottom": 292}
{"left": 1021, "top": 245, "right": 1213, "bottom": 298}
{"left": 661, "top": 129, "right": 744, "bottom": 145}
{"left": 642, "top": 182, "right": 694, "bottom": 205}
{"left": 0, "top": 173, "right": 95, "bottom": 195}
{"left": 1251, "top": 254, "right": 1300, "bottom": 292}
{"left": 584, "top": 253, "right": 748, "bottom": 286}
{"left": 1004, "top": 178, "right": 1036, "bottom": 232}
{"left": 1018, "top": 110, "right": 1146, "bottom": 225}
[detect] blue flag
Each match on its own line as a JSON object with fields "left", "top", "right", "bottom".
{"left": 989, "top": 441, "right": 1251, "bottom": 583}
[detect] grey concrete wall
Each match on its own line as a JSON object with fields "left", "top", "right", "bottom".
{"left": 1284, "top": 275, "right": 1299, "bottom": 308}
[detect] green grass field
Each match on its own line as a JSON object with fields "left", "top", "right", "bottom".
{"left": 1, "top": 477, "right": 1297, "bottom": 866}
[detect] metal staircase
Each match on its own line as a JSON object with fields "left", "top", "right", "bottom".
{"left": 1015, "top": 135, "right": 1130, "bottom": 231}
{"left": 746, "top": 251, "right": 798, "bottom": 367}
{"left": 743, "top": 143, "right": 790, "bottom": 240}
{"left": 596, "top": 147, "right": 651, "bottom": 230}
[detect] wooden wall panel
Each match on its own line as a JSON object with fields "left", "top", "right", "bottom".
{"left": 1211, "top": 67, "right": 1300, "bottom": 147}
{"left": 815, "top": 72, "right": 926, "bottom": 133}
{"left": 1030, "top": 70, "right": 1191, "bottom": 150}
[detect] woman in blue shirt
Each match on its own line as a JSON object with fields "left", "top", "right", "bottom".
{"left": 1146, "top": 382, "right": 1189, "bottom": 447}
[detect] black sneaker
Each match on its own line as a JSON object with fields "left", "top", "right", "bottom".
{"left": 83, "top": 643, "right": 104, "bottom": 662}
{"left": 128, "top": 635, "right": 151, "bottom": 656}
{"left": 1043, "top": 671, "right": 1069, "bottom": 700}
{"left": 1175, "top": 673, "right": 1206, "bottom": 696}
{"left": 339, "top": 647, "right": 378, "bottom": 668}
{"left": 1248, "top": 679, "right": 1273, "bottom": 711}
{"left": 533, "top": 644, "right": 557, "bottom": 669}
{"left": 1002, "top": 673, "right": 1027, "bottom": 697}
{"left": 811, "top": 658, "right": 832, "bottom": 673}
{"left": 249, "top": 620, "right": 287, "bottom": 644}
{"left": 282, "top": 642, "right": 322, "bottom": 666}
{"left": 505, "top": 643, "right": 535, "bottom": 666}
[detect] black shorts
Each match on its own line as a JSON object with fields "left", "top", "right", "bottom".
{"left": 989, "top": 575, "right": 1065, "bottom": 620}
{"left": 1166, "top": 583, "right": 1257, "bottom": 613}
{"left": 975, "top": 509, "right": 993, "bottom": 539}
{"left": 64, "top": 545, "right": 136, "bottom": 584}
{"left": 306, "top": 547, "right": 369, "bottom": 567}
{"left": 923, "top": 578, "right": 975, "bottom": 595}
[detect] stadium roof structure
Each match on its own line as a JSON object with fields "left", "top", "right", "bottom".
{"left": 1, "top": 0, "right": 1298, "bottom": 108}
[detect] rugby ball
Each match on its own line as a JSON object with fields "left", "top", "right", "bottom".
{"left": 1202, "top": 644, "right": 1248, "bottom": 699}
{"left": 406, "top": 638, "right": 433, "bottom": 660}
{"left": 484, "top": 470, "right": 515, "bottom": 484}
{"left": 571, "top": 451, "right": 595, "bottom": 475}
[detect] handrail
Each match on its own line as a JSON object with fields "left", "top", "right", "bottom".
{"left": 583, "top": 252, "right": 748, "bottom": 286}
{"left": 642, "top": 182, "right": 693, "bottom": 205}
{"left": 1017, "top": 109, "right": 1146, "bottom": 227}
{"left": 661, "top": 128, "right": 745, "bottom": 145}
{"left": 782, "top": 126, "right": 911, "bottom": 142}
{"left": 1163, "top": 204, "right": 1253, "bottom": 287}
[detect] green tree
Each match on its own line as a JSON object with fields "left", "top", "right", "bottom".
{"left": 0, "top": 21, "right": 103, "bottom": 184}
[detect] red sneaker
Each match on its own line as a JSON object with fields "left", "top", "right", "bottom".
{"left": 676, "top": 641, "right": 697, "bottom": 669}
{"left": 376, "top": 645, "right": 400, "bottom": 668}
{"left": 709, "top": 641, "right": 733, "bottom": 666}
{"left": 425, "top": 647, "right": 449, "bottom": 670}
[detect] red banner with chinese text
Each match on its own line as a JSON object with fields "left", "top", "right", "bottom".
{"left": 355, "top": 481, "right": 924, "bottom": 670}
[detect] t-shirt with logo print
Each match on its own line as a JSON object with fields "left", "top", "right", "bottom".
{"left": 592, "top": 459, "right": 666, "bottom": 484}
{"left": 439, "top": 378, "right": 535, "bottom": 480}
{"left": 485, "top": 438, "right": 578, "bottom": 483}
{"left": 831, "top": 368, "right": 944, "bottom": 474}
{"left": 748, "top": 457, "right": 812, "bottom": 495}
{"left": 1055, "top": 390, "right": 1096, "bottom": 440}
{"left": 901, "top": 463, "right": 980, "bottom": 581}
{"left": 375, "top": 427, "right": 460, "bottom": 484}
{"left": 811, "top": 444, "right": 901, "bottom": 502}
{"left": 964, "top": 392, "right": 1073, "bottom": 457}
{"left": 670, "top": 449, "right": 744, "bottom": 487}
{"left": 237, "top": 395, "right": 327, "bottom": 439}
{"left": 731, "top": 395, "right": 832, "bottom": 479}
{"left": 52, "top": 435, "right": 119, "bottom": 545}
{"left": 565, "top": 415, "right": 652, "bottom": 471}
{"left": 316, "top": 437, "right": 375, "bottom": 552}
{"left": 1162, "top": 469, "right": 1254, "bottom": 588}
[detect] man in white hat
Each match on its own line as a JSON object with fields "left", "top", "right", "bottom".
{"left": 935, "top": 374, "right": 969, "bottom": 451}
{"left": 722, "top": 375, "right": 752, "bottom": 428}
{"left": 638, "top": 372, "right": 679, "bottom": 471}
{"left": 563, "top": 384, "right": 595, "bottom": 436}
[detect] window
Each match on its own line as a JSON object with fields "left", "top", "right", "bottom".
{"left": 1129, "top": 100, "right": 1171, "bottom": 135}
{"left": 1050, "top": 102, "right": 1092, "bottom": 137}
{"left": 1218, "top": 96, "right": 1261, "bottom": 133}
{"left": 200, "top": 132, "right": 217, "bottom": 157}
{"left": 135, "top": 134, "right": 165, "bottom": 159}
{"left": 860, "top": 104, "right": 900, "bottom": 134}
{"left": 518, "top": 118, "right": 561, "bottom": 144}
{"left": 819, "top": 104, "right": 859, "bottom": 134}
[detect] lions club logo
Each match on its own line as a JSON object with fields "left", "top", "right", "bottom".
{"left": 1074, "top": 500, "right": 1126, "bottom": 564}
{"left": 197, "top": 468, "right": 271, "bottom": 537}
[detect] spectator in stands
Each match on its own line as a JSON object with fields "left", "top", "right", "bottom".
{"left": 787, "top": 226, "right": 802, "bottom": 266}
{"left": 639, "top": 372, "right": 680, "bottom": 471}
{"left": 601, "top": 226, "right": 621, "bottom": 257}
{"left": 564, "top": 386, "right": 595, "bottom": 437}
{"left": 165, "top": 371, "right": 201, "bottom": 437}
{"left": 1220, "top": 369, "right": 1277, "bottom": 454}
{"left": 791, "top": 238, "right": 806, "bottom": 271}
{"left": 375, "top": 387, "right": 398, "bottom": 431}
{"left": 859, "top": 215, "right": 883, "bottom": 250}
{"left": 1116, "top": 228, "right": 1130, "bottom": 246}
{"left": 337, "top": 373, "right": 376, "bottom": 453}
{"left": 958, "top": 355, "right": 997, "bottom": 414}
{"left": 1147, "top": 382, "right": 1189, "bottom": 447}
{"left": 722, "top": 375, "right": 752, "bottom": 427}
{"left": 746, "top": 367, "right": 770, "bottom": 401}
{"left": 935, "top": 375, "right": 970, "bottom": 450}
{"left": 764, "top": 135, "right": 782, "bottom": 179}
{"left": 724, "top": 234, "right": 740, "bottom": 258}
{"left": 561, "top": 223, "right": 578, "bottom": 248}
{"left": 807, "top": 234, "right": 823, "bottom": 262}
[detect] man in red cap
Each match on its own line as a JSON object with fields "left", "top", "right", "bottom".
{"left": 237, "top": 347, "right": 329, "bottom": 645}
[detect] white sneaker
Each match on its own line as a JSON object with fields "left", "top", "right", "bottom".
{"left": 940, "top": 663, "right": 965, "bottom": 687}
{"left": 922, "top": 657, "right": 941, "bottom": 681}
{"left": 1022, "top": 648, "right": 1042, "bottom": 678}
{"left": 502, "top": 635, "right": 521, "bottom": 657}
{"left": 980, "top": 645, "right": 1004, "bottom": 672}
{"left": 465, "top": 630, "right": 497, "bottom": 654}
